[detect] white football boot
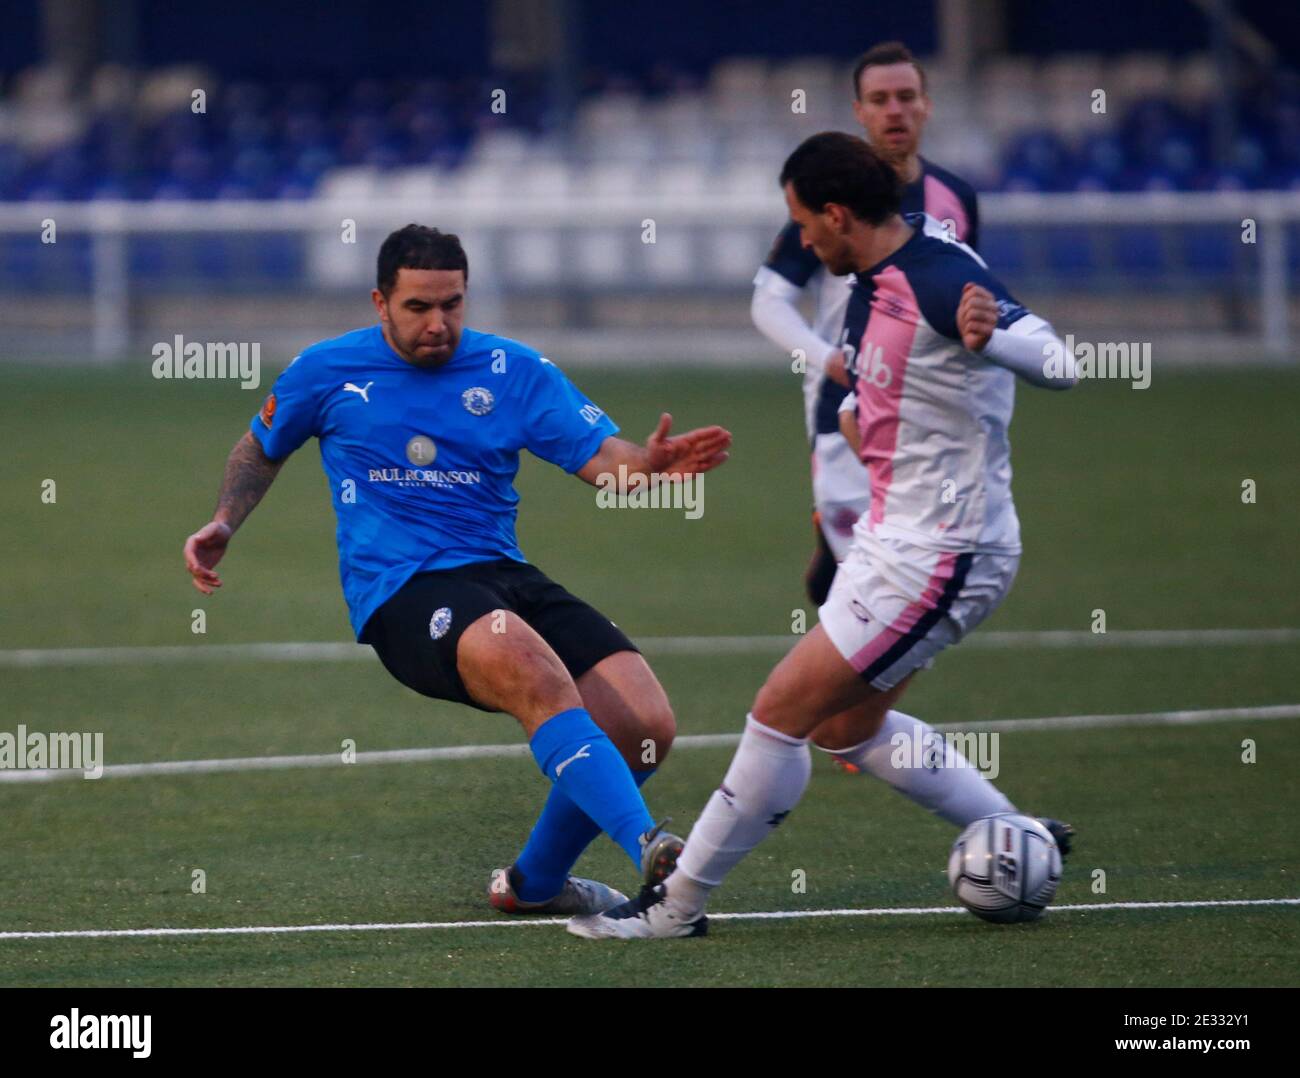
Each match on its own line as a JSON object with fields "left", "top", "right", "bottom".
{"left": 567, "top": 883, "right": 708, "bottom": 940}
{"left": 488, "top": 866, "right": 627, "bottom": 916}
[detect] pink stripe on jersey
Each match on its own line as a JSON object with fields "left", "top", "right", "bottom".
{"left": 855, "top": 264, "right": 920, "bottom": 529}
{"left": 846, "top": 551, "right": 960, "bottom": 675}
{"left": 923, "top": 174, "right": 969, "bottom": 242}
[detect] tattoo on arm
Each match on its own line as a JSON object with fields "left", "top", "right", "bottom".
{"left": 214, "top": 431, "right": 285, "bottom": 532}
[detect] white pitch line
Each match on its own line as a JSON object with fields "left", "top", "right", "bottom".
{"left": 0, "top": 705, "right": 1296, "bottom": 785}
{"left": 1, "top": 897, "right": 1296, "bottom": 941}
{"left": 2, "top": 627, "right": 1299, "bottom": 668}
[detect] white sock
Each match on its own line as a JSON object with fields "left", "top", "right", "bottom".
{"left": 821, "top": 709, "right": 1015, "bottom": 827}
{"left": 668, "top": 714, "right": 811, "bottom": 916}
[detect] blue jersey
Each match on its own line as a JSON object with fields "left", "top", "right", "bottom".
{"left": 249, "top": 325, "right": 619, "bottom": 638}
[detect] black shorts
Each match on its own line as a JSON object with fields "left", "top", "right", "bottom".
{"left": 360, "top": 558, "right": 638, "bottom": 711}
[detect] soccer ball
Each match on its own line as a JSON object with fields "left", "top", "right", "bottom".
{"left": 947, "top": 814, "right": 1062, "bottom": 923}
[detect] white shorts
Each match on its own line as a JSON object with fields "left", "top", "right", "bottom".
{"left": 811, "top": 432, "right": 869, "bottom": 561}
{"left": 818, "top": 533, "right": 1019, "bottom": 690}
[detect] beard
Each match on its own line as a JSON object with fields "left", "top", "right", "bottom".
{"left": 821, "top": 246, "right": 857, "bottom": 276}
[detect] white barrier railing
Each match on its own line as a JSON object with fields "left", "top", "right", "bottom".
{"left": 0, "top": 190, "right": 1295, "bottom": 363}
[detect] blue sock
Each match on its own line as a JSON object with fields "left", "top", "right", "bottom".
{"left": 514, "top": 770, "right": 655, "bottom": 902}
{"left": 528, "top": 708, "right": 654, "bottom": 871}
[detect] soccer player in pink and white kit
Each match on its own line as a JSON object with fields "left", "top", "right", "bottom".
{"left": 753, "top": 42, "right": 981, "bottom": 606}
{"left": 571, "top": 133, "right": 1077, "bottom": 940}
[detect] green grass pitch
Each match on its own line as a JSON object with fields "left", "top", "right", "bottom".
{"left": 0, "top": 361, "right": 1297, "bottom": 986}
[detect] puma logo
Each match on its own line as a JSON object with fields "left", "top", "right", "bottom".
{"left": 554, "top": 744, "right": 592, "bottom": 778}
{"left": 343, "top": 380, "right": 374, "bottom": 403}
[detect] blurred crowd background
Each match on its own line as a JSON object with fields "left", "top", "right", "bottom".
{"left": 1, "top": 0, "right": 1297, "bottom": 364}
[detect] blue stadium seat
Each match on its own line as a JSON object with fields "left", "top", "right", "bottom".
{"left": 254, "top": 235, "right": 302, "bottom": 279}
{"left": 195, "top": 236, "right": 233, "bottom": 279}
{"left": 2, "top": 235, "right": 43, "bottom": 290}
{"left": 1112, "top": 227, "right": 1166, "bottom": 275}
{"left": 1043, "top": 227, "right": 1095, "bottom": 277}
{"left": 129, "top": 236, "right": 169, "bottom": 279}
{"left": 1182, "top": 226, "right": 1236, "bottom": 278}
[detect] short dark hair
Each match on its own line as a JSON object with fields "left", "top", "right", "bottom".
{"left": 377, "top": 224, "right": 468, "bottom": 295}
{"left": 779, "top": 132, "right": 901, "bottom": 225}
{"left": 852, "top": 41, "right": 927, "bottom": 98}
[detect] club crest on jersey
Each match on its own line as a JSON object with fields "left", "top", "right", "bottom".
{"left": 461, "top": 387, "right": 494, "bottom": 415}
{"left": 429, "top": 607, "right": 453, "bottom": 640}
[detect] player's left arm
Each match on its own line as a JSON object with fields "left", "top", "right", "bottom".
{"left": 957, "top": 283, "right": 1078, "bottom": 390}
{"left": 518, "top": 351, "right": 731, "bottom": 488}
{"left": 575, "top": 414, "right": 732, "bottom": 489}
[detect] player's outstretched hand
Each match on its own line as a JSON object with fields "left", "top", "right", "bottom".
{"left": 645, "top": 413, "right": 732, "bottom": 478}
{"left": 957, "top": 282, "right": 999, "bottom": 353}
{"left": 184, "top": 520, "right": 233, "bottom": 594}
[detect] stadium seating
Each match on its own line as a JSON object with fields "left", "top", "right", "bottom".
{"left": 0, "top": 52, "right": 1296, "bottom": 290}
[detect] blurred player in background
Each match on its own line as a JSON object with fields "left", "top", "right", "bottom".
{"left": 752, "top": 41, "right": 980, "bottom": 605}
{"left": 183, "top": 224, "right": 731, "bottom": 917}
{"left": 572, "top": 133, "right": 1073, "bottom": 940}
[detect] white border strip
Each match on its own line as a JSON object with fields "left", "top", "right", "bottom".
{"left": 1, "top": 897, "right": 1295, "bottom": 941}
{"left": 0, "top": 705, "right": 1296, "bottom": 785}
{"left": 2, "top": 628, "right": 1299, "bottom": 668}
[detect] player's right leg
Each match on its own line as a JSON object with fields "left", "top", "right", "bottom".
{"left": 567, "top": 623, "right": 873, "bottom": 939}
{"left": 491, "top": 650, "right": 680, "bottom": 910}
{"left": 568, "top": 536, "right": 1020, "bottom": 939}
{"left": 487, "top": 564, "right": 682, "bottom": 910}
{"left": 361, "top": 565, "right": 663, "bottom": 900}
{"left": 453, "top": 612, "right": 663, "bottom": 871}
{"left": 809, "top": 540, "right": 1072, "bottom": 853}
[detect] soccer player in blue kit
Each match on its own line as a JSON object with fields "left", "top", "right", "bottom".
{"left": 183, "top": 224, "right": 732, "bottom": 915}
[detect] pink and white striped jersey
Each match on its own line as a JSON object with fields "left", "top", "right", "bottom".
{"left": 838, "top": 213, "right": 1049, "bottom": 556}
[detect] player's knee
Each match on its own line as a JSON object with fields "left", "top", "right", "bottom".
{"left": 482, "top": 642, "right": 580, "bottom": 718}
{"left": 811, "top": 704, "right": 885, "bottom": 751}
{"left": 637, "top": 699, "right": 676, "bottom": 764}
{"left": 810, "top": 721, "right": 868, "bottom": 752}
{"left": 518, "top": 652, "right": 581, "bottom": 714}
{"left": 750, "top": 678, "right": 788, "bottom": 728}
{"left": 751, "top": 677, "right": 820, "bottom": 738}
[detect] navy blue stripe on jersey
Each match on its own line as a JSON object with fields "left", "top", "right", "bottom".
{"left": 859, "top": 553, "right": 974, "bottom": 683}
{"left": 850, "top": 214, "right": 1025, "bottom": 343}
{"left": 899, "top": 172, "right": 927, "bottom": 219}
{"left": 813, "top": 376, "right": 851, "bottom": 437}
{"left": 763, "top": 219, "right": 821, "bottom": 287}
{"left": 839, "top": 264, "right": 874, "bottom": 401}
